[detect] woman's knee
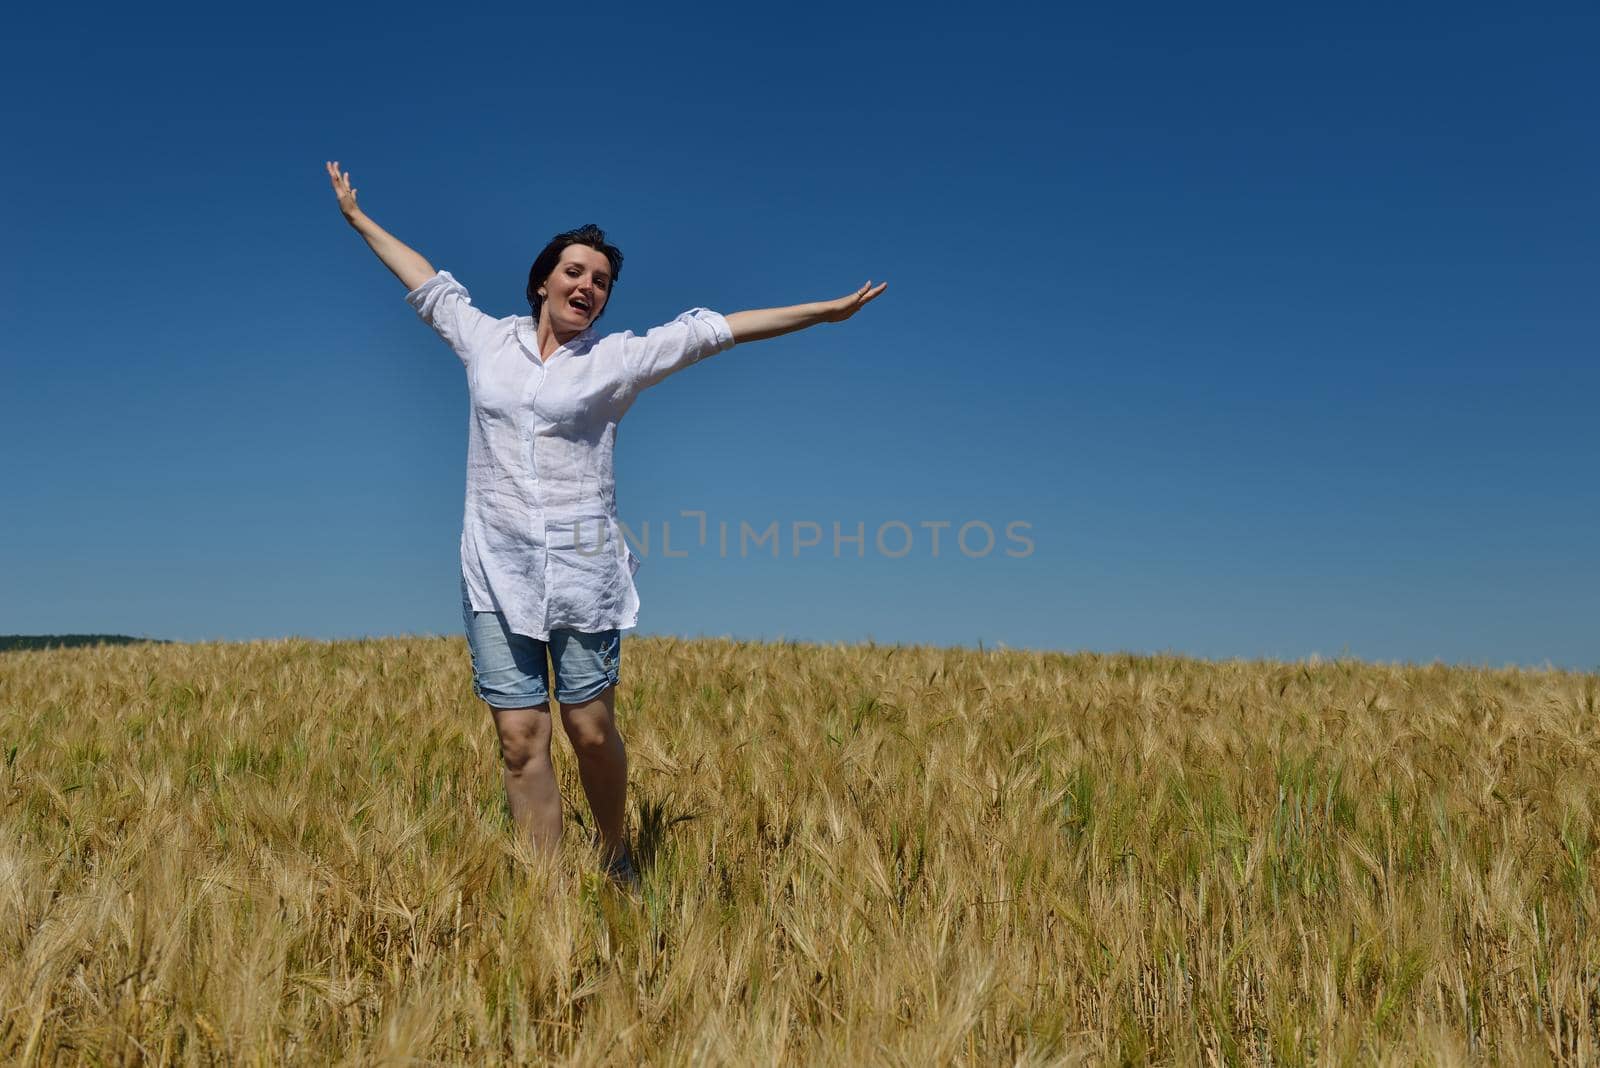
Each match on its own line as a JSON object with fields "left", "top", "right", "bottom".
{"left": 560, "top": 694, "right": 617, "bottom": 756}
{"left": 492, "top": 705, "right": 552, "bottom": 773}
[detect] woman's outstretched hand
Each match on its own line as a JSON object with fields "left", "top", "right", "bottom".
{"left": 725, "top": 280, "right": 890, "bottom": 344}
{"left": 325, "top": 161, "right": 361, "bottom": 222}
{"left": 820, "top": 280, "right": 889, "bottom": 323}
{"left": 325, "top": 161, "right": 437, "bottom": 289}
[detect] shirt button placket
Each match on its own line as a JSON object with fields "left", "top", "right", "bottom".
{"left": 526, "top": 360, "right": 549, "bottom": 633}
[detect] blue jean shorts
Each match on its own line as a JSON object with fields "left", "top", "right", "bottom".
{"left": 461, "top": 575, "right": 620, "bottom": 708}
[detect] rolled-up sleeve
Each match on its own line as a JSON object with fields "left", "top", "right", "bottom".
{"left": 620, "top": 308, "right": 735, "bottom": 395}
{"left": 404, "top": 270, "right": 497, "bottom": 368}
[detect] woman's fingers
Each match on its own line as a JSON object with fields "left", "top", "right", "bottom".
{"left": 830, "top": 280, "right": 888, "bottom": 320}
{"left": 325, "top": 161, "right": 359, "bottom": 212}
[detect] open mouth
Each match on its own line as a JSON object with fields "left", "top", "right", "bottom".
{"left": 569, "top": 296, "right": 592, "bottom": 315}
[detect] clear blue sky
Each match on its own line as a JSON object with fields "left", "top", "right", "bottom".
{"left": 2, "top": 4, "right": 1595, "bottom": 670}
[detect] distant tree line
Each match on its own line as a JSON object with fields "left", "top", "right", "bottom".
{"left": 0, "top": 635, "right": 167, "bottom": 652}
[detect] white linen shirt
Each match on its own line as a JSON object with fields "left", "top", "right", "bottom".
{"left": 405, "top": 270, "right": 735, "bottom": 641}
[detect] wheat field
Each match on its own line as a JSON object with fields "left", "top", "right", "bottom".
{"left": 1, "top": 636, "right": 1597, "bottom": 1065}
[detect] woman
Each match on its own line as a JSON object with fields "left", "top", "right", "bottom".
{"left": 325, "top": 161, "right": 886, "bottom": 888}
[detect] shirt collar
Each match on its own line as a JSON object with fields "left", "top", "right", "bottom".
{"left": 516, "top": 316, "right": 597, "bottom": 363}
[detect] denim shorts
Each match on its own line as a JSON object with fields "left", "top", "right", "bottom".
{"left": 461, "top": 575, "right": 621, "bottom": 708}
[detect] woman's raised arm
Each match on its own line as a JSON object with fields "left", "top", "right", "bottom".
{"left": 724, "top": 280, "right": 888, "bottom": 344}
{"left": 325, "top": 161, "right": 437, "bottom": 292}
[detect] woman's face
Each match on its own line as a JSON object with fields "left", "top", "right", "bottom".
{"left": 539, "top": 245, "right": 612, "bottom": 332}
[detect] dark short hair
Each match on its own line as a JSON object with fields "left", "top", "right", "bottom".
{"left": 526, "top": 224, "right": 624, "bottom": 326}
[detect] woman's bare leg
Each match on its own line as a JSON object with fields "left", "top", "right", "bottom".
{"left": 489, "top": 704, "right": 562, "bottom": 853}
{"left": 558, "top": 686, "right": 628, "bottom": 862}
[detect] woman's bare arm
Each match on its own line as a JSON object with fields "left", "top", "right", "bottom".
{"left": 326, "top": 161, "right": 437, "bottom": 292}
{"left": 724, "top": 281, "right": 888, "bottom": 344}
